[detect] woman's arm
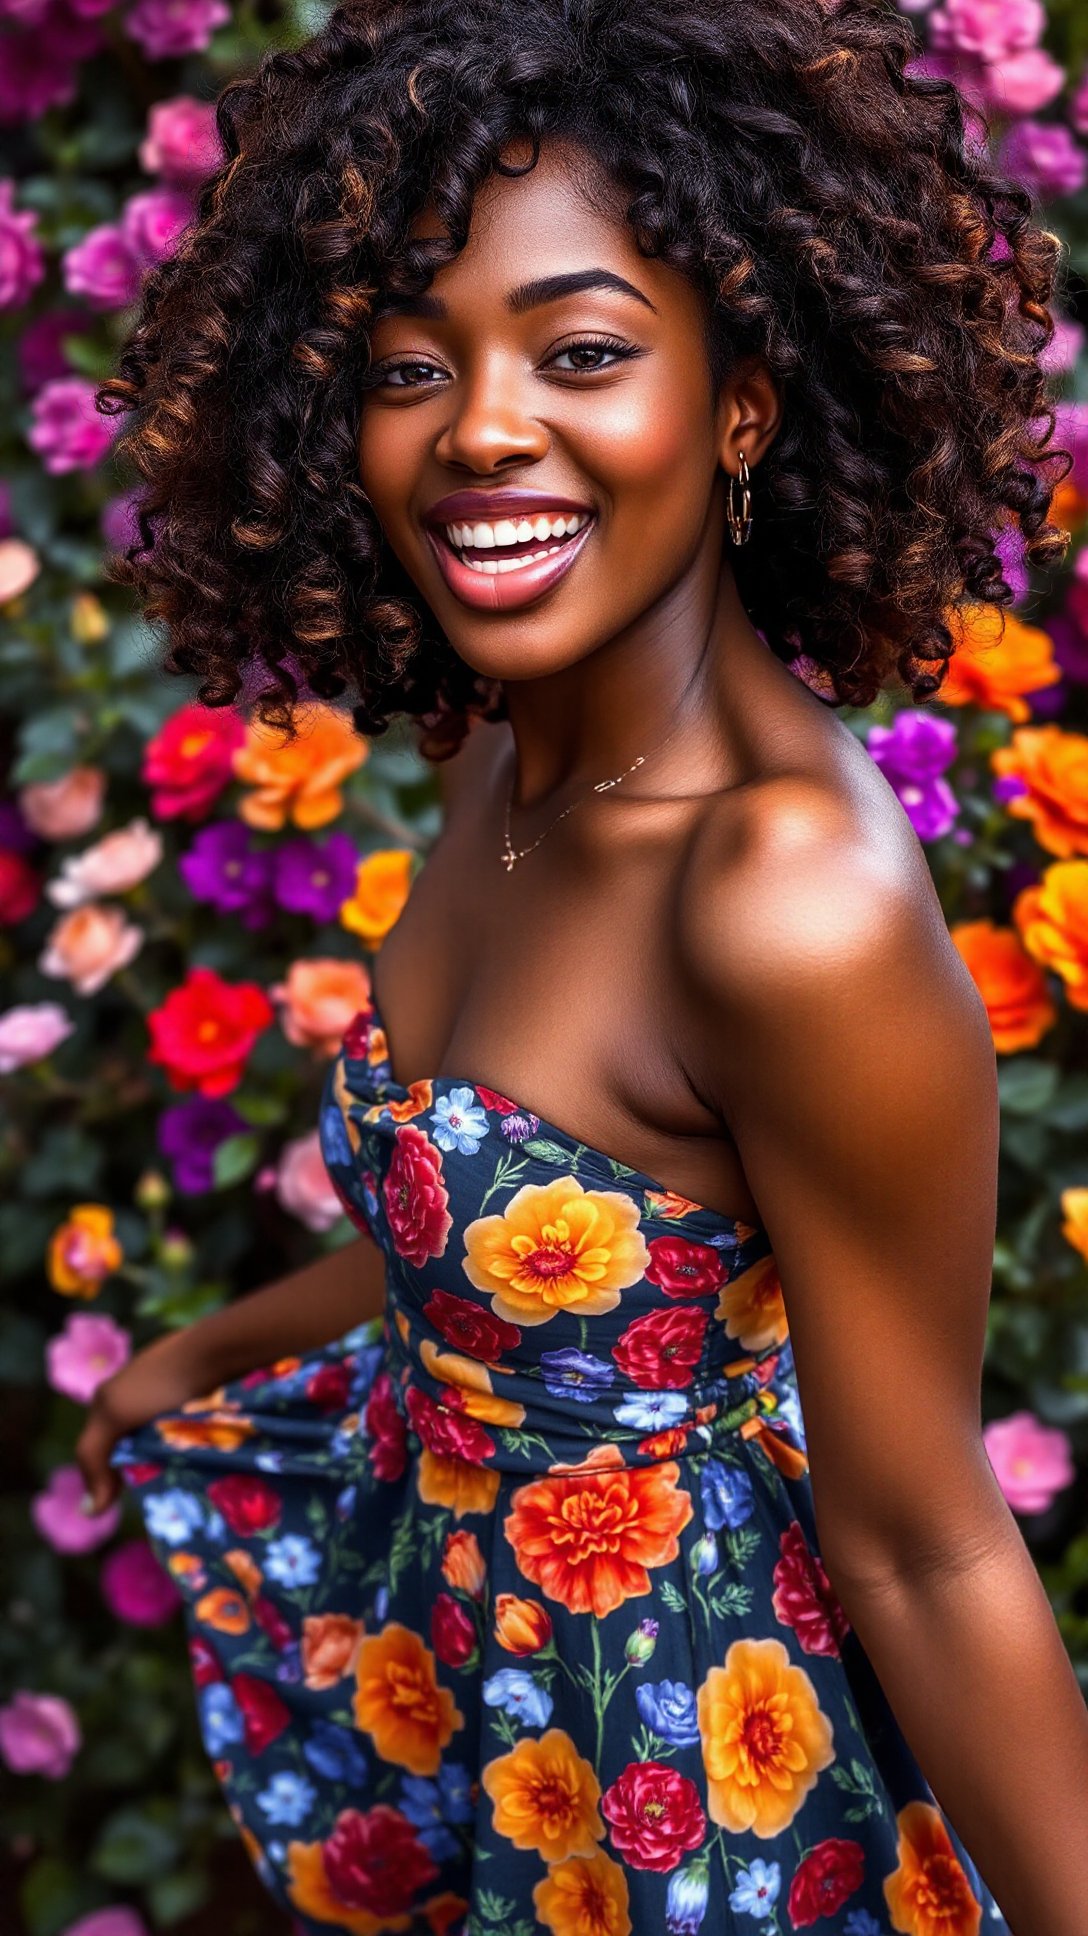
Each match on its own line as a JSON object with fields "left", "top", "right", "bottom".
{"left": 678, "top": 776, "right": 1088, "bottom": 1936}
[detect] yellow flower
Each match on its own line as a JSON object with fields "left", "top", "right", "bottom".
{"left": 419, "top": 1338, "right": 526, "bottom": 1426}
{"left": 482, "top": 1728, "right": 604, "bottom": 1862}
{"left": 46, "top": 1204, "right": 123, "bottom": 1298}
{"left": 715, "top": 1254, "right": 789, "bottom": 1354}
{"left": 462, "top": 1175, "right": 650, "bottom": 1328}
{"left": 533, "top": 1851, "right": 631, "bottom": 1936}
{"left": 232, "top": 702, "right": 367, "bottom": 830}
{"left": 697, "top": 1635, "right": 834, "bottom": 1836}
{"left": 339, "top": 847, "right": 414, "bottom": 946}
{"left": 1060, "top": 1187, "right": 1088, "bottom": 1263}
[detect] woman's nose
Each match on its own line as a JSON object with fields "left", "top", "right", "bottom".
{"left": 433, "top": 360, "right": 550, "bottom": 472}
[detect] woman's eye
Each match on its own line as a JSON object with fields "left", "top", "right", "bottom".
{"left": 548, "top": 338, "right": 636, "bottom": 373}
{"left": 368, "top": 359, "right": 445, "bottom": 389}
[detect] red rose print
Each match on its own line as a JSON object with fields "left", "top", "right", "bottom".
{"left": 305, "top": 1361, "right": 353, "bottom": 1412}
{"left": 343, "top": 1007, "right": 376, "bottom": 1060}
{"left": 431, "top": 1591, "right": 477, "bottom": 1667}
{"left": 206, "top": 1473, "right": 283, "bottom": 1536}
{"left": 423, "top": 1289, "right": 521, "bottom": 1361}
{"left": 772, "top": 1520, "right": 851, "bottom": 1657}
{"left": 122, "top": 1461, "right": 164, "bottom": 1486}
{"left": 252, "top": 1596, "right": 294, "bottom": 1651}
{"left": 405, "top": 1384, "right": 495, "bottom": 1464}
{"left": 612, "top": 1305, "right": 708, "bottom": 1389}
{"left": 475, "top": 1084, "right": 520, "bottom": 1115}
{"left": 645, "top": 1234, "right": 729, "bottom": 1298}
{"left": 383, "top": 1123, "right": 454, "bottom": 1266}
{"left": 322, "top": 1804, "right": 439, "bottom": 1916}
{"left": 230, "top": 1674, "right": 291, "bottom": 1755}
{"left": 364, "top": 1371, "right": 408, "bottom": 1482}
{"left": 787, "top": 1837, "right": 865, "bottom": 1926}
{"left": 189, "top": 1634, "right": 222, "bottom": 1686}
{"left": 601, "top": 1760, "right": 706, "bottom": 1871}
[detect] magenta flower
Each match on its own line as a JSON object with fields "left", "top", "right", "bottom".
{"left": 27, "top": 376, "right": 116, "bottom": 473}
{"left": 983, "top": 1410, "right": 1075, "bottom": 1515}
{"left": 100, "top": 1540, "right": 182, "bottom": 1626}
{"left": 1000, "top": 119, "right": 1088, "bottom": 200}
{"left": 1071, "top": 62, "right": 1088, "bottom": 138}
{"left": 0, "top": 178, "right": 46, "bottom": 310}
{"left": 61, "top": 1912, "right": 151, "bottom": 1936}
{"left": 179, "top": 821, "right": 276, "bottom": 927}
{"left": 62, "top": 223, "right": 142, "bottom": 310}
{"left": 139, "top": 94, "right": 223, "bottom": 183}
{"left": 46, "top": 1311, "right": 131, "bottom": 1403}
{"left": 0, "top": 1691, "right": 81, "bottom": 1778}
{"left": 984, "top": 46, "right": 1065, "bottom": 116}
{"left": 120, "top": 185, "right": 194, "bottom": 266}
{"left": 273, "top": 832, "right": 360, "bottom": 921}
{"left": 31, "top": 1464, "right": 122, "bottom": 1553}
{"left": 929, "top": 0, "right": 1045, "bottom": 63}
{"left": 866, "top": 710, "right": 960, "bottom": 841}
{"left": 123, "top": 0, "right": 230, "bottom": 60}
{"left": 0, "top": 1000, "right": 74, "bottom": 1072}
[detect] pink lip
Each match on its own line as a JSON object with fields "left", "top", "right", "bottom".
{"left": 424, "top": 517, "right": 595, "bottom": 613}
{"left": 424, "top": 488, "right": 594, "bottom": 524}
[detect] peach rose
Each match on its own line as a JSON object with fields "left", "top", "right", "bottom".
{"left": 339, "top": 848, "right": 414, "bottom": 946}
{"left": 301, "top": 1613, "right": 364, "bottom": 1690}
{"left": 271, "top": 958, "right": 372, "bottom": 1057}
{"left": 951, "top": 918, "right": 1058, "bottom": 1053}
{"left": 19, "top": 766, "right": 106, "bottom": 840}
{"left": 47, "top": 818, "right": 163, "bottom": 908}
{"left": 0, "top": 538, "right": 40, "bottom": 603}
{"left": 39, "top": 904, "right": 143, "bottom": 996}
{"left": 232, "top": 703, "right": 367, "bottom": 831}
{"left": 275, "top": 1130, "right": 344, "bottom": 1232}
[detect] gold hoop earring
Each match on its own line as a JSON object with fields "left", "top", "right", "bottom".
{"left": 726, "top": 449, "right": 753, "bottom": 546}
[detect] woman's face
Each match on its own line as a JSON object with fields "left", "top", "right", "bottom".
{"left": 358, "top": 140, "right": 738, "bottom": 683}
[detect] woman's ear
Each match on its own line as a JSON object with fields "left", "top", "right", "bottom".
{"left": 715, "top": 358, "right": 783, "bottom": 477}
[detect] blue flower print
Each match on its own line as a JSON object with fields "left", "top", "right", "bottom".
{"left": 400, "top": 1764, "right": 475, "bottom": 1861}
{"left": 700, "top": 1459, "right": 755, "bottom": 1531}
{"left": 319, "top": 1102, "right": 353, "bottom": 1166}
{"left": 613, "top": 1389, "right": 690, "bottom": 1432}
{"left": 482, "top": 1669, "right": 553, "bottom": 1729}
{"left": 634, "top": 1679, "right": 701, "bottom": 1748}
{"left": 198, "top": 1683, "right": 244, "bottom": 1756}
{"left": 539, "top": 1347, "right": 614, "bottom": 1402}
{"left": 843, "top": 1914, "right": 883, "bottom": 1936}
{"left": 728, "top": 1858, "right": 781, "bottom": 1918}
{"left": 256, "top": 1771, "right": 318, "bottom": 1826}
{"left": 264, "top": 1534, "right": 321, "bottom": 1588}
{"left": 666, "top": 1862, "right": 710, "bottom": 1935}
{"left": 144, "top": 1489, "right": 204, "bottom": 1545}
{"left": 430, "top": 1086, "right": 490, "bottom": 1154}
{"left": 302, "top": 1719, "right": 368, "bottom": 1784}
{"left": 336, "top": 1483, "right": 357, "bottom": 1521}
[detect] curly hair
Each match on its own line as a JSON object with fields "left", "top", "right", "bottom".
{"left": 96, "top": 0, "right": 1073, "bottom": 753}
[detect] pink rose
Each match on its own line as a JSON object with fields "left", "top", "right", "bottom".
{"left": 61, "top": 223, "right": 142, "bottom": 311}
{"left": 31, "top": 1464, "right": 121, "bottom": 1552}
{"left": 46, "top": 1311, "right": 131, "bottom": 1403}
{"left": 120, "top": 186, "right": 194, "bottom": 266}
{"left": 0, "top": 536, "right": 40, "bottom": 601}
{"left": 39, "top": 903, "right": 144, "bottom": 995}
{"left": 983, "top": 1410, "right": 1075, "bottom": 1515}
{"left": 1072, "top": 63, "right": 1088, "bottom": 138}
{"left": 46, "top": 817, "right": 163, "bottom": 907}
{"left": 0, "top": 1691, "right": 81, "bottom": 1779}
{"left": 61, "top": 1914, "right": 151, "bottom": 1936}
{"left": 275, "top": 1130, "right": 345, "bottom": 1232}
{"left": 929, "top": 0, "right": 1044, "bottom": 62}
{"left": 19, "top": 766, "right": 106, "bottom": 840}
{"left": 101, "top": 1540, "right": 181, "bottom": 1626}
{"left": 0, "top": 1000, "right": 74, "bottom": 1072}
{"left": 139, "top": 95, "right": 223, "bottom": 183}
{"left": 0, "top": 178, "right": 46, "bottom": 309}
{"left": 984, "top": 46, "right": 1065, "bottom": 115}
{"left": 123, "top": 0, "right": 230, "bottom": 60}
{"left": 26, "top": 376, "right": 116, "bottom": 474}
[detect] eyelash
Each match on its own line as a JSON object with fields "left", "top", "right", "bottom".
{"left": 363, "top": 333, "right": 641, "bottom": 390}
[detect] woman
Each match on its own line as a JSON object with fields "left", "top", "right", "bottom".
{"left": 77, "top": 1, "right": 1088, "bottom": 1930}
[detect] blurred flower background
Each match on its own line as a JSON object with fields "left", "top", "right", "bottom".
{"left": 2, "top": 0, "right": 1088, "bottom": 1931}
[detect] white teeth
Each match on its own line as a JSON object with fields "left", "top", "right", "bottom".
{"left": 471, "top": 522, "right": 496, "bottom": 548}
{"left": 443, "top": 510, "right": 590, "bottom": 555}
{"left": 493, "top": 520, "right": 519, "bottom": 545}
{"left": 532, "top": 516, "right": 553, "bottom": 540}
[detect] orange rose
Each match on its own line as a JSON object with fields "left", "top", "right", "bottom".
{"left": 991, "top": 725, "right": 1088, "bottom": 858}
{"left": 301, "top": 1612, "right": 364, "bottom": 1690}
{"left": 271, "top": 957, "right": 373, "bottom": 1056}
{"left": 493, "top": 1593, "right": 553, "bottom": 1655}
{"left": 46, "top": 1204, "right": 123, "bottom": 1299}
{"left": 1060, "top": 1188, "right": 1088, "bottom": 1263}
{"left": 233, "top": 703, "right": 367, "bottom": 831}
{"left": 1013, "top": 859, "right": 1088, "bottom": 1010}
{"left": 339, "top": 847, "right": 414, "bottom": 946}
{"left": 440, "top": 1530, "right": 486, "bottom": 1599}
{"left": 353, "top": 1623, "right": 462, "bottom": 1775}
{"left": 883, "top": 1799, "right": 982, "bottom": 1936}
{"left": 504, "top": 1456, "right": 693, "bottom": 1617}
{"left": 938, "top": 606, "right": 1060, "bottom": 722}
{"left": 155, "top": 1412, "right": 256, "bottom": 1452}
{"left": 482, "top": 1728, "right": 604, "bottom": 1862}
{"left": 950, "top": 918, "right": 1057, "bottom": 1053}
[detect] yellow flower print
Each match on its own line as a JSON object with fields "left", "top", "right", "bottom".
{"left": 419, "top": 1338, "right": 526, "bottom": 1427}
{"left": 715, "top": 1253, "right": 789, "bottom": 1354}
{"left": 883, "top": 1799, "right": 983, "bottom": 1936}
{"left": 697, "top": 1635, "right": 834, "bottom": 1836}
{"left": 482, "top": 1727, "right": 604, "bottom": 1862}
{"left": 533, "top": 1849, "right": 632, "bottom": 1936}
{"left": 461, "top": 1176, "right": 650, "bottom": 1328}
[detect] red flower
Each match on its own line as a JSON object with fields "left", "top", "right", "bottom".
{"left": 601, "top": 1761, "right": 706, "bottom": 1872}
{"left": 431, "top": 1591, "right": 477, "bottom": 1667}
{"left": 142, "top": 702, "right": 244, "bottom": 821}
{"left": 252, "top": 1596, "right": 294, "bottom": 1650}
{"left": 364, "top": 1370, "right": 408, "bottom": 1482}
{"left": 342, "top": 1006, "right": 376, "bottom": 1059}
{"left": 321, "top": 1805, "right": 438, "bottom": 1917}
{"left": 148, "top": 965, "right": 273, "bottom": 1098}
{"left": 305, "top": 1361, "right": 352, "bottom": 1412}
{"left": 121, "top": 1461, "right": 164, "bottom": 1486}
{"left": 612, "top": 1305, "right": 708, "bottom": 1389}
{"left": 189, "top": 1634, "right": 222, "bottom": 1686}
{"left": 645, "top": 1234, "right": 728, "bottom": 1299}
{"left": 0, "top": 850, "right": 38, "bottom": 923}
{"left": 423, "top": 1289, "right": 521, "bottom": 1361}
{"left": 772, "top": 1521, "right": 851, "bottom": 1658}
{"left": 405, "top": 1384, "right": 494, "bottom": 1464}
{"left": 474, "top": 1084, "right": 520, "bottom": 1114}
{"left": 383, "top": 1123, "right": 453, "bottom": 1266}
{"left": 230, "top": 1673, "right": 291, "bottom": 1755}
{"left": 787, "top": 1838, "right": 865, "bottom": 1926}
{"left": 206, "top": 1474, "right": 283, "bottom": 1536}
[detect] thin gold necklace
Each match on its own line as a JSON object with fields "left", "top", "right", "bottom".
{"left": 500, "top": 715, "right": 686, "bottom": 872}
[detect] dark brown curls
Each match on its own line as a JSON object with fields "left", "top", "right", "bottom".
{"left": 95, "top": 0, "right": 1073, "bottom": 753}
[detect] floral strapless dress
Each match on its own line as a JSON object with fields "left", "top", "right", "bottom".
{"left": 113, "top": 994, "right": 1011, "bottom": 1936}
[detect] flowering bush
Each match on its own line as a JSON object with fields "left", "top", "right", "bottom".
{"left": 2, "top": 1, "right": 1088, "bottom": 1932}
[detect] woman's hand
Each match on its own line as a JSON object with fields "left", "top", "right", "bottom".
{"left": 75, "top": 1331, "right": 218, "bottom": 1514}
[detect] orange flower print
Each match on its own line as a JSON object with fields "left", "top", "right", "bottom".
{"left": 493, "top": 1593, "right": 553, "bottom": 1654}
{"left": 286, "top": 1836, "right": 412, "bottom": 1936}
{"left": 353, "top": 1623, "right": 463, "bottom": 1776}
{"left": 440, "top": 1530, "right": 486, "bottom": 1599}
{"left": 233, "top": 702, "right": 367, "bottom": 831}
{"left": 938, "top": 605, "right": 1060, "bottom": 722}
{"left": 504, "top": 1456, "right": 693, "bottom": 1617}
{"left": 462, "top": 1176, "right": 650, "bottom": 1328}
{"left": 716, "top": 1253, "right": 789, "bottom": 1354}
{"left": 195, "top": 1586, "right": 250, "bottom": 1635}
{"left": 417, "top": 1450, "right": 501, "bottom": 1519}
{"left": 302, "top": 1613, "right": 365, "bottom": 1690}
{"left": 1013, "top": 859, "right": 1088, "bottom": 1010}
{"left": 883, "top": 1799, "right": 982, "bottom": 1936}
{"left": 156, "top": 1410, "right": 257, "bottom": 1452}
{"left": 1060, "top": 1187, "right": 1088, "bottom": 1263}
{"left": 533, "top": 1849, "right": 632, "bottom": 1936}
{"left": 950, "top": 919, "right": 1057, "bottom": 1053}
{"left": 418, "top": 1337, "right": 526, "bottom": 1427}
{"left": 339, "top": 847, "right": 415, "bottom": 947}
{"left": 991, "top": 725, "right": 1088, "bottom": 859}
{"left": 697, "top": 1635, "right": 835, "bottom": 1836}
{"left": 482, "top": 1728, "right": 604, "bottom": 1862}
{"left": 223, "top": 1548, "right": 263, "bottom": 1597}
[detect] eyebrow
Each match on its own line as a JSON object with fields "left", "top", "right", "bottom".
{"left": 373, "top": 267, "right": 658, "bottom": 322}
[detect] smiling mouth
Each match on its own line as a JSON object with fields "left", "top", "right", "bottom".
{"left": 433, "top": 510, "right": 593, "bottom": 575}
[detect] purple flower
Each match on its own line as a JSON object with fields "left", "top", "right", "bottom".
{"left": 1072, "top": 61, "right": 1088, "bottom": 138}
{"left": 17, "top": 307, "right": 94, "bottom": 392}
{"left": 179, "top": 820, "right": 275, "bottom": 927}
{"left": 120, "top": 186, "right": 194, "bottom": 267}
{"left": 100, "top": 488, "right": 143, "bottom": 554}
{"left": 123, "top": 0, "right": 230, "bottom": 60}
{"left": 1000, "top": 119, "right": 1088, "bottom": 201}
{"left": 0, "top": 12, "right": 99, "bottom": 126}
{"left": 866, "top": 710, "right": 960, "bottom": 841}
{"left": 272, "top": 831, "right": 359, "bottom": 920}
{"left": 500, "top": 1111, "right": 541, "bottom": 1145}
{"left": 26, "top": 376, "right": 115, "bottom": 473}
{"left": 0, "top": 179, "right": 46, "bottom": 310}
{"left": 61, "top": 224, "right": 142, "bottom": 311}
{"left": 994, "top": 520, "right": 1029, "bottom": 605}
{"left": 0, "top": 1691, "right": 81, "bottom": 1779}
{"left": 157, "top": 1095, "right": 247, "bottom": 1194}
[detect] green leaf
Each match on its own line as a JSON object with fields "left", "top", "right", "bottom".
{"left": 1044, "top": 1076, "right": 1088, "bottom": 1134}
{"left": 212, "top": 1132, "right": 261, "bottom": 1189}
{"left": 998, "top": 1058, "right": 1059, "bottom": 1117}
{"left": 19, "top": 1856, "right": 89, "bottom": 1936}
{"left": 517, "top": 1138, "right": 571, "bottom": 1167}
{"left": 92, "top": 1806, "right": 181, "bottom": 1884}
{"left": 148, "top": 1867, "right": 211, "bottom": 1925}
{"left": 232, "top": 1090, "right": 289, "bottom": 1128}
